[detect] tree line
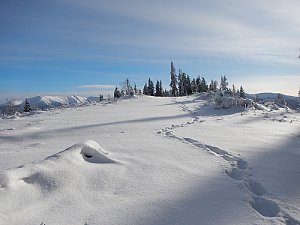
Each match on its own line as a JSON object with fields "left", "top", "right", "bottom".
{"left": 143, "top": 61, "right": 246, "bottom": 98}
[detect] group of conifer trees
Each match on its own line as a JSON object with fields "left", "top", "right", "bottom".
{"left": 143, "top": 61, "right": 246, "bottom": 98}
{"left": 142, "top": 78, "right": 169, "bottom": 97}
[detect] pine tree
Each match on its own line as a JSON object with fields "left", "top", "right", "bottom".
{"left": 232, "top": 84, "right": 236, "bottom": 96}
{"left": 186, "top": 75, "right": 192, "bottom": 95}
{"left": 209, "top": 80, "right": 214, "bottom": 92}
{"left": 163, "top": 89, "right": 169, "bottom": 97}
{"left": 196, "top": 76, "right": 201, "bottom": 93}
{"left": 178, "top": 69, "right": 186, "bottom": 96}
{"left": 191, "top": 78, "right": 197, "bottom": 93}
{"left": 114, "top": 87, "right": 121, "bottom": 99}
{"left": 134, "top": 84, "right": 137, "bottom": 94}
{"left": 220, "top": 76, "right": 228, "bottom": 91}
{"left": 155, "top": 80, "right": 161, "bottom": 97}
{"left": 239, "top": 85, "right": 245, "bottom": 98}
{"left": 170, "top": 61, "right": 178, "bottom": 97}
{"left": 122, "top": 78, "right": 133, "bottom": 96}
{"left": 159, "top": 80, "right": 163, "bottom": 97}
{"left": 24, "top": 99, "right": 31, "bottom": 112}
{"left": 213, "top": 80, "right": 218, "bottom": 92}
{"left": 143, "top": 83, "right": 148, "bottom": 95}
{"left": 148, "top": 78, "right": 154, "bottom": 96}
{"left": 200, "top": 77, "right": 208, "bottom": 92}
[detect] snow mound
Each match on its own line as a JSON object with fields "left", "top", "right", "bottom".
{"left": 247, "top": 92, "right": 299, "bottom": 109}
{"left": 214, "top": 95, "right": 253, "bottom": 109}
{"left": 81, "top": 140, "right": 115, "bottom": 164}
{"left": 0, "top": 140, "right": 119, "bottom": 224}
{"left": 0, "top": 140, "right": 115, "bottom": 189}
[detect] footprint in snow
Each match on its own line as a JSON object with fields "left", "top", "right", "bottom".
{"left": 180, "top": 137, "right": 300, "bottom": 224}
{"left": 251, "top": 196, "right": 280, "bottom": 217}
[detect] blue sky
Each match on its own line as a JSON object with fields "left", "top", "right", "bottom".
{"left": 1, "top": 0, "right": 300, "bottom": 101}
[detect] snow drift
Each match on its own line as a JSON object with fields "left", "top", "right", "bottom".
{"left": 81, "top": 140, "right": 115, "bottom": 163}
{"left": 0, "top": 140, "right": 119, "bottom": 224}
{"left": 0, "top": 140, "right": 116, "bottom": 188}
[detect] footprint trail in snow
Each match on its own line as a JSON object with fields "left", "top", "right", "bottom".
{"left": 158, "top": 99, "right": 300, "bottom": 225}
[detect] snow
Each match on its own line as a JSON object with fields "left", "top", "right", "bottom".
{"left": 0, "top": 95, "right": 299, "bottom": 225}
{"left": 27, "top": 95, "right": 89, "bottom": 109}
{"left": 81, "top": 140, "right": 115, "bottom": 163}
{"left": 0, "top": 95, "right": 96, "bottom": 114}
{"left": 247, "top": 92, "right": 299, "bottom": 109}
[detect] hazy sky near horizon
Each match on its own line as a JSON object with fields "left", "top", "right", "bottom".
{"left": 1, "top": 0, "right": 300, "bottom": 100}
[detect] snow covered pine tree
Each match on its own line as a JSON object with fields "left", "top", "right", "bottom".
{"left": 24, "top": 99, "right": 31, "bottom": 112}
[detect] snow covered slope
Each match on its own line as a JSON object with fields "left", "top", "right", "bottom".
{"left": 0, "top": 95, "right": 299, "bottom": 225}
{"left": 26, "top": 95, "right": 89, "bottom": 109}
{"left": 0, "top": 95, "right": 96, "bottom": 114}
{"left": 247, "top": 92, "right": 299, "bottom": 109}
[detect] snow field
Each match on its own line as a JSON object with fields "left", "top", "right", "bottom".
{"left": 163, "top": 96, "right": 300, "bottom": 224}
{"left": 0, "top": 95, "right": 299, "bottom": 225}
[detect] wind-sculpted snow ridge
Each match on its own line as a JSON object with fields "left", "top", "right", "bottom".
{"left": 0, "top": 140, "right": 117, "bottom": 224}
{"left": 0, "top": 140, "right": 116, "bottom": 187}
{"left": 80, "top": 140, "right": 115, "bottom": 164}
{"left": 157, "top": 99, "right": 300, "bottom": 225}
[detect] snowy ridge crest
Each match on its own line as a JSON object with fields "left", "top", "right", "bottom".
{"left": 27, "top": 95, "right": 89, "bottom": 109}
{"left": 0, "top": 95, "right": 95, "bottom": 116}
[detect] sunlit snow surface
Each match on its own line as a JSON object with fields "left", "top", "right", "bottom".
{"left": 0, "top": 95, "right": 299, "bottom": 225}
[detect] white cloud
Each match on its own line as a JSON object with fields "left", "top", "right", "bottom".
{"left": 4, "top": 0, "right": 300, "bottom": 66}
{"left": 58, "top": 0, "right": 300, "bottom": 65}
{"left": 232, "top": 74, "right": 300, "bottom": 96}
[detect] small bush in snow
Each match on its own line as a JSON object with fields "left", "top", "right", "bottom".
{"left": 213, "top": 92, "right": 253, "bottom": 109}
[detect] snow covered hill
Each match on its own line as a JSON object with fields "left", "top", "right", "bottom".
{"left": 247, "top": 92, "right": 299, "bottom": 109}
{"left": 26, "top": 95, "right": 89, "bottom": 109}
{"left": 0, "top": 95, "right": 299, "bottom": 225}
{"left": 0, "top": 95, "right": 97, "bottom": 114}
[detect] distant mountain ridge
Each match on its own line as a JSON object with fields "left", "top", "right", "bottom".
{"left": 0, "top": 95, "right": 99, "bottom": 113}
{"left": 26, "top": 95, "right": 88, "bottom": 109}
{"left": 1, "top": 92, "right": 298, "bottom": 115}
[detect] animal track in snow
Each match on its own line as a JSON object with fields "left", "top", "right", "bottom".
{"left": 158, "top": 100, "right": 300, "bottom": 224}
{"left": 164, "top": 133, "right": 296, "bottom": 223}
{"left": 181, "top": 137, "right": 299, "bottom": 224}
